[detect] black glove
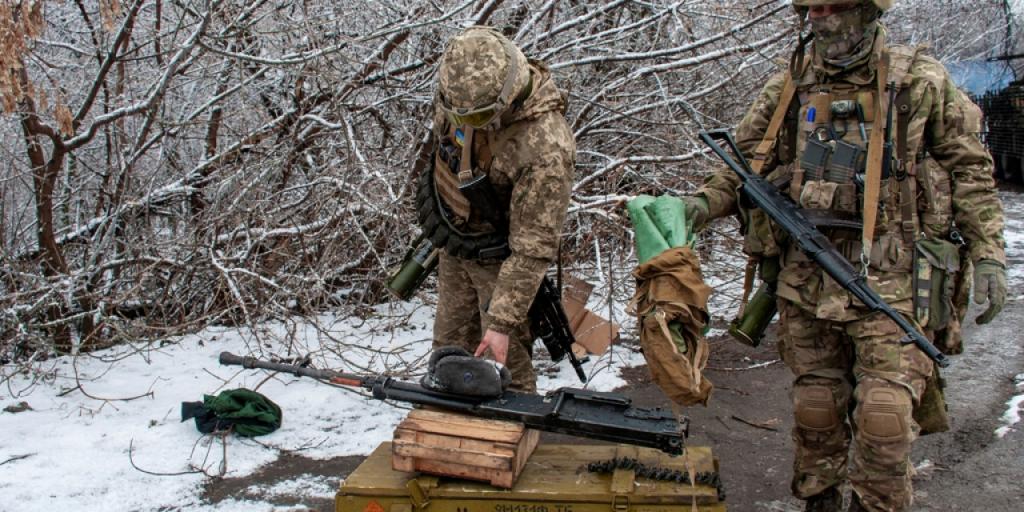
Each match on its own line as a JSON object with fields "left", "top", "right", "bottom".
{"left": 421, "top": 347, "right": 512, "bottom": 397}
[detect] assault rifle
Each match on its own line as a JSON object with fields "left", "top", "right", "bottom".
{"left": 529, "top": 276, "right": 588, "bottom": 382}
{"left": 219, "top": 352, "right": 686, "bottom": 454}
{"left": 698, "top": 129, "right": 951, "bottom": 368}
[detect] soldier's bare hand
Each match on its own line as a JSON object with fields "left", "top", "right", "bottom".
{"left": 475, "top": 329, "right": 509, "bottom": 364}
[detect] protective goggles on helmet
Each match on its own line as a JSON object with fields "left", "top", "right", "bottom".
{"left": 442, "top": 104, "right": 503, "bottom": 129}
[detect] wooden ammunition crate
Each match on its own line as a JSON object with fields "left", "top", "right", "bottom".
{"left": 339, "top": 443, "right": 726, "bottom": 512}
{"left": 392, "top": 409, "right": 540, "bottom": 488}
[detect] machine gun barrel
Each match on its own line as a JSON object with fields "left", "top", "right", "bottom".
{"left": 697, "top": 130, "right": 950, "bottom": 368}
{"left": 219, "top": 352, "right": 687, "bottom": 454}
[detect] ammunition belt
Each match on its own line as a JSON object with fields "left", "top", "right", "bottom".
{"left": 416, "top": 160, "right": 510, "bottom": 260}
{"left": 586, "top": 457, "right": 726, "bottom": 501}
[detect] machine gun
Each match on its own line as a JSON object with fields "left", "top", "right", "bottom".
{"left": 219, "top": 352, "right": 686, "bottom": 455}
{"left": 698, "top": 129, "right": 951, "bottom": 368}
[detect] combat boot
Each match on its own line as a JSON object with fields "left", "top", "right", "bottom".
{"left": 804, "top": 487, "right": 842, "bottom": 512}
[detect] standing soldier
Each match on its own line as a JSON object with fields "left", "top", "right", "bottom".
{"left": 416, "top": 27, "right": 575, "bottom": 393}
{"left": 680, "top": 1, "right": 1006, "bottom": 511}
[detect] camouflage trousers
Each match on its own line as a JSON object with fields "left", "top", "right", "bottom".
{"left": 778, "top": 300, "right": 933, "bottom": 512}
{"left": 434, "top": 253, "right": 537, "bottom": 392}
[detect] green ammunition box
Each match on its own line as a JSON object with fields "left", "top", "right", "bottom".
{"left": 338, "top": 443, "right": 726, "bottom": 512}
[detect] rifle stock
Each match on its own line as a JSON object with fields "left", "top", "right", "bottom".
{"left": 219, "top": 351, "right": 687, "bottom": 454}
{"left": 698, "top": 130, "right": 950, "bottom": 368}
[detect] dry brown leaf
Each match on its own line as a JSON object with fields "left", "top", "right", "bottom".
{"left": 100, "top": 0, "right": 123, "bottom": 32}
{"left": 55, "top": 102, "right": 73, "bottom": 136}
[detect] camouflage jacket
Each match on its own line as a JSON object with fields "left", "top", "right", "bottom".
{"left": 698, "top": 28, "right": 1004, "bottom": 320}
{"left": 432, "top": 62, "right": 576, "bottom": 334}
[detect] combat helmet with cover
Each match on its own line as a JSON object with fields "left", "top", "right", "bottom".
{"left": 436, "top": 26, "right": 531, "bottom": 129}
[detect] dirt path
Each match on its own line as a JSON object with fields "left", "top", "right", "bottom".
{"left": 612, "top": 295, "right": 1024, "bottom": 512}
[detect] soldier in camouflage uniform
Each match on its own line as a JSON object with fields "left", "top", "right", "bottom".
{"left": 681, "top": 1, "right": 1007, "bottom": 510}
{"left": 422, "top": 27, "right": 575, "bottom": 393}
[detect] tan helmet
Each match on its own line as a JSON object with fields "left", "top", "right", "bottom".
{"left": 436, "top": 26, "right": 530, "bottom": 128}
{"left": 792, "top": 0, "right": 892, "bottom": 11}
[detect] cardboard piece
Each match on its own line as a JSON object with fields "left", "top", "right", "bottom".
{"left": 559, "top": 276, "right": 619, "bottom": 356}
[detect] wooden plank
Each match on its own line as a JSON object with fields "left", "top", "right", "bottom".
{"left": 398, "top": 428, "right": 518, "bottom": 458}
{"left": 406, "top": 457, "right": 515, "bottom": 488}
{"left": 397, "top": 410, "right": 525, "bottom": 443}
{"left": 405, "top": 408, "right": 525, "bottom": 430}
{"left": 391, "top": 452, "right": 414, "bottom": 473}
{"left": 393, "top": 439, "right": 514, "bottom": 470}
{"left": 513, "top": 429, "right": 540, "bottom": 474}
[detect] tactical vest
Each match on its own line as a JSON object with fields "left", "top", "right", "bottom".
{"left": 415, "top": 122, "right": 511, "bottom": 260}
{"left": 744, "top": 44, "right": 969, "bottom": 353}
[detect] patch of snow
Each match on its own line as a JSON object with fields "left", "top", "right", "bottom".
{"left": 254, "top": 473, "right": 336, "bottom": 499}
{"left": 995, "top": 373, "right": 1024, "bottom": 438}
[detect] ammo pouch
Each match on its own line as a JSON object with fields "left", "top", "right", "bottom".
{"left": 913, "top": 238, "right": 961, "bottom": 337}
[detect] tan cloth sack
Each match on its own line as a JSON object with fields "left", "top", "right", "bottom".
{"left": 631, "top": 247, "right": 714, "bottom": 406}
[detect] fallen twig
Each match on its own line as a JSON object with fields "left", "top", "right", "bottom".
{"left": 708, "top": 359, "right": 781, "bottom": 372}
{"left": 128, "top": 438, "right": 205, "bottom": 477}
{"left": 0, "top": 453, "right": 35, "bottom": 466}
{"left": 730, "top": 415, "right": 781, "bottom": 432}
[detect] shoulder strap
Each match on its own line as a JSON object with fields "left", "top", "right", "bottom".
{"left": 750, "top": 74, "right": 797, "bottom": 176}
{"left": 458, "top": 125, "right": 475, "bottom": 182}
{"left": 739, "top": 73, "right": 796, "bottom": 312}
{"left": 891, "top": 45, "right": 923, "bottom": 247}
{"left": 861, "top": 49, "right": 890, "bottom": 267}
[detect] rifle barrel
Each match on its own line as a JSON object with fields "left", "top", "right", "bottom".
{"left": 219, "top": 352, "right": 370, "bottom": 387}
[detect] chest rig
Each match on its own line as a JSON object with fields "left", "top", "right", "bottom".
{"left": 415, "top": 123, "right": 511, "bottom": 260}
{"left": 753, "top": 45, "right": 924, "bottom": 257}
{"left": 736, "top": 45, "right": 927, "bottom": 312}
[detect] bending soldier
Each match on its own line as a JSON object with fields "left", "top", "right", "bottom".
{"left": 418, "top": 27, "right": 575, "bottom": 392}
{"left": 681, "top": 1, "right": 1006, "bottom": 511}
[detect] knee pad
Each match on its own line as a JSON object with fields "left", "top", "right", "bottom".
{"left": 856, "top": 385, "right": 912, "bottom": 443}
{"left": 794, "top": 383, "right": 841, "bottom": 432}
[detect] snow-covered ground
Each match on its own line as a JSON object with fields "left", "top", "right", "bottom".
{"left": 0, "top": 298, "right": 644, "bottom": 511}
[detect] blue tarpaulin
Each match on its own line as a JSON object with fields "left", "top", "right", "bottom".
{"left": 946, "top": 60, "right": 1015, "bottom": 95}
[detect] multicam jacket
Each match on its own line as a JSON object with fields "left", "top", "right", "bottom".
{"left": 698, "top": 28, "right": 1004, "bottom": 323}
{"left": 430, "top": 62, "right": 576, "bottom": 334}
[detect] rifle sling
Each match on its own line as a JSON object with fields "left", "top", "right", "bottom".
{"left": 861, "top": 49, "right": 890, "bottom": 264}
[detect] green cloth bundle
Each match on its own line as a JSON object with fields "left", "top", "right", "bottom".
{"left": 627, "top": 195, "right": 696, "bottom": 263}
